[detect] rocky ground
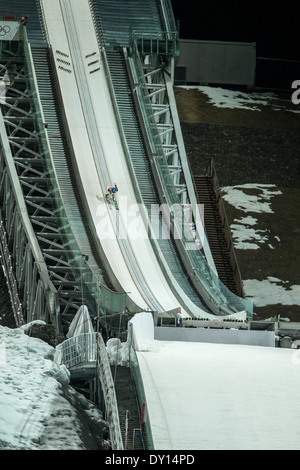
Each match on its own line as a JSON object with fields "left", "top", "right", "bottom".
{"left": 174, "top": 86, "right": 300, "bottom": 321}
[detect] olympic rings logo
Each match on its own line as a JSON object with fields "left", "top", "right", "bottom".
{"left": 0, "top": 25, "right": 11, "bottom": 37}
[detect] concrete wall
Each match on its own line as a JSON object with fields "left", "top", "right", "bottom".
{"left": 154, "top": 326, "right": 275, "bottom": 347}
{"left": 175, "top": 39, "right": 256, "bottom": 86}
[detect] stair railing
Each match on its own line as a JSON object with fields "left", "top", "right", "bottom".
{"left": 206, "top": 158, "right": 245, "bottom": 297}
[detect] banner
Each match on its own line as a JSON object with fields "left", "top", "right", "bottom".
{"left": 0, "top": 21, "right": 20, "bottom": 41}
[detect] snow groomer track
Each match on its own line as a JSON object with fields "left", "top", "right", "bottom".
{"left": 0, "top": 0, "right": 257, "bottom": 450}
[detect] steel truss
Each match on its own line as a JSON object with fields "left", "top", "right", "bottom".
{"left": 130, "top": 43, "right": 208, "bottom": 258}
{"left": 0, "top": 39, "right": 97, "bottom": 333}
{"left": 142, "top": 59, "right": 189, "bottom": 203}
{"left": 131, "top": 36, "right": 202, "bottom": 237}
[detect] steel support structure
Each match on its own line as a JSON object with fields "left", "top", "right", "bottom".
{"left": 0, "top": 33, "right": 96, "bottom": 332}
{"left": 142, "top": 58, "right": 189, "bottom": 203}
{"left": 0, "top": 26, "right": 142, "bottom": 335}
{"left": 128, "top": 34, "right": 218, "bottom": 272}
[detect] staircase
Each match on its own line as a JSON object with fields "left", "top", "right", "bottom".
{"left": 113, "top": 366, "right": 146, "bottom": 450}
{"left": 92, "top": 0, "right": 164, "bottom": 47}
{"left": 106, "top": 50, "right": 210, "bottom": 311}
{"left": 193, "top": 175, "right": 242, "bottom": 296}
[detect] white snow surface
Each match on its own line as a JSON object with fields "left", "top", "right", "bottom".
{"left": 128, "top": 312, "right": 300, "bottom": 450}
{"left": 138, "top": 341, "right": 300, "bottom": 450}
{"left": 222, "top": 183, "right": 282, "bottom": 214}
{"left": 0, "top": 323, "right": 104, "bottom": 450}
{"left": 2, "top": 310, "right": 300, "bottom": 450}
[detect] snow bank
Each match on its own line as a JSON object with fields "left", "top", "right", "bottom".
{"left": 106, "top": 312, "right": 154, "bottom": 365}
{"left": 0, "top": 326, "right": 56, "bottom": 449}
{"left": 0, "top": 325, "right": 104, "bottom": 450}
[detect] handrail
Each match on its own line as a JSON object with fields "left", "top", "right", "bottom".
{"left": 158, "top": 0, "right": 179, "bottom": 40}
{"left": 96, "top": 332, "right": 124, "bottom": 450}
{"left": 56, "top": 332, "right": 97, "bottom": 368}
{"left": 206, "top": 158, "right": 245, "bottom": 297}
{"left": 128, "top": 329, "right": 154, "bottom": 449}
{"left": 127, "top": 36, "right": 253, "bottom": 318}
{"left": 131, "top": 30, "right": 178, "bottom": 56}
{"left": 56, "top": 331, "right": 124, "bottom": 450}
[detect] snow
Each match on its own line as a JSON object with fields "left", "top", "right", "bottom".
{"left": 0, "top": 323, "right": 105, "bottom": 450}
{"left": 221, "top": 183, "right": 282, "bottom": 251}
{"left": 138, "top": 340, "right": 300, "bottom": 450}
{"left": 222, "top": 183, "right": 282, "bottom": 214}
{"left": 230, "top": 219, "right": 268, "bottom": 250}
{"left": 127, "top": 313, "right": 300, "bottom": 450}
{"left": 220, "top": 183, "right": 300, "bottom": 309}
{"left": 178, "top": 85, "right": 300, "bottom": 114}
{"left": 1, "top": 308, "right": 300, "bottom": 450}
{"left": 243, "top": 278, "right": 300, "bottom": 307}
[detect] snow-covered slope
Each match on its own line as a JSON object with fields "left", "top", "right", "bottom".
{"left": 0, "top": 324, "right": 105, "bottom": 450}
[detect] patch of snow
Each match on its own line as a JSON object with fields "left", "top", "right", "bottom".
{"left": 230, "top": 220, "right": 269, "bottom": 250}
{"left": 0, "top": 325, "right": 105, "bottom": 450}
{"left": 222, "top": 184, "right": 282, "bottom": 214}
{"left": 243, "top": 278, "right": 300, "bottom": 307}
{"left": 221, "top": 184, "right": 282, "bottom": 251}
{"left": 178, "top": 85, "right": 293, "bottom": 113}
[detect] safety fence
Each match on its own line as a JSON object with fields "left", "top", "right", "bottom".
{"left": 56, "top": 332, "right": 124, "bottom": 450}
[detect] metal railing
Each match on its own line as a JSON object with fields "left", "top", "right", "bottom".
{"left": 56, "top": 332, "right": 97, "bottom": 368}
{"left": 128, "top": 37, "right": 253, "bottom": 319}
{"left": 132, "top": 30, "right": 178, "bottom": 56}
{"left": 56, "top": 332, "right": 124, "bottom": 450}
{"left": 206, "top": 158, "right": 245, "bottom": 298}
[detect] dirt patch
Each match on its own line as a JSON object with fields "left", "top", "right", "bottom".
{"left": 181, "top": 121, "right": 300, "bottom": 188}
{"left": 222, "top": 187, "right": 300, "bottom": 321}
{"left": 174, "top": 87, "right": 300, "bottom": 130}
{"left": 174, "top": 86, "right": 300, "bottom": 321}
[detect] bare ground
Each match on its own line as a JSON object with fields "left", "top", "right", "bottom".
{"left": 174, "top": 86, "right": 300, "bottom": 321}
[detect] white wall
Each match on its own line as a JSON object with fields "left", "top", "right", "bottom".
{"left": 154, "top": 326, "right": 275, "bottom": 347}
